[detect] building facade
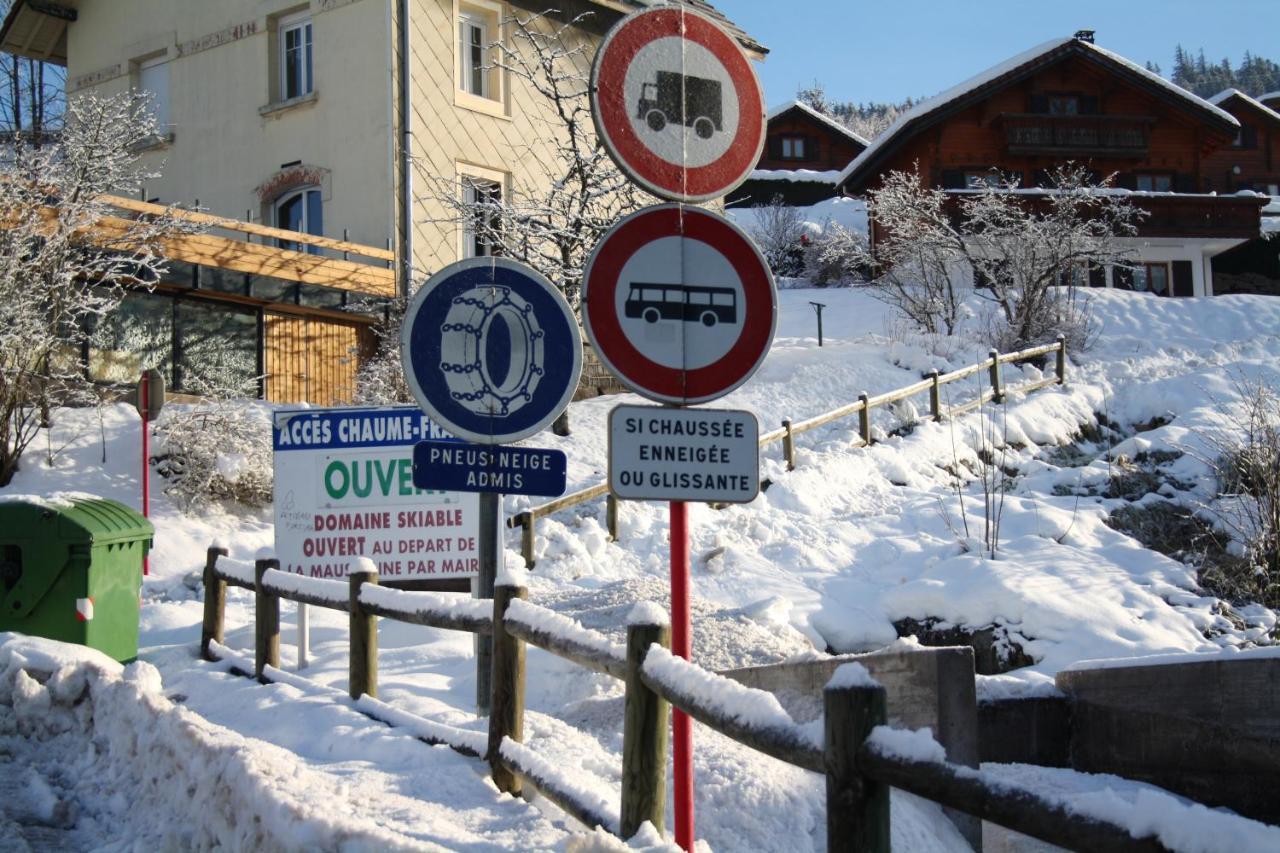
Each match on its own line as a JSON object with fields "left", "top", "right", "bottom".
{"left": 837, "top": 33, "right": 1265, "bottom": 297}
{"left": 730, "top": 100, "right": 868, "bottom": 207}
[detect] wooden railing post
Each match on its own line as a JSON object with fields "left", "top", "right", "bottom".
{"left": 782, "top": 418, "right": 796, "bottom": 471}
{"left": 488, "top": 583, "right": 527, "bottom": 795}
{"left": 988, "top": 348, "right": 1004, "bottom": 404}
{"left": 622, "top": 615, "right": 671, "bottom": 839}
{"left": 201, "top": 545, "right": 228, "bottom": 661}
{"left": 254, "top": 557, "right": 281, "bottom": 682}
{"left": 520, "top": 511, "right": 536, "bottom": 568}
{"left": 606, "top": 494, "right": 620, "bottom": 542}
{"left": 349, "top": 568, "right": 379, "bottom": 700}
{"left": 1055, "top": 334, "right": 1067, "bottom": 385}
{"left": 929, "top": 370, "right": 943, "bottom": 422}
{"left": 858, "top": 393, "right": 872, "bottom": 446}
{"left": 825, "top": 676, "right": 890, "bottom": 853}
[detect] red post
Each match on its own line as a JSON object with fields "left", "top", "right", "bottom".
{"left": 140, "top": 372, "right": 150, "bottom": 576}
{"left": 670, "top": 500, "right": 693, "bottom": 850}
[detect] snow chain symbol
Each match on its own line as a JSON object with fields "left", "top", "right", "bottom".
{"left": 440, "top": 285, "right": 545, "bottom": 417}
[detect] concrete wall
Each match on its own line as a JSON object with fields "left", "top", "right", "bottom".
{"left": 722, "top": 646, "right": 982, "bottom": 850}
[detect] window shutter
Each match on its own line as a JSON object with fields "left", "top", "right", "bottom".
{"left": 941, "top": 170, "right": 965, "bottom": 189}
{"left": 1029, "top": 94, "right": 1049, "bottom": 114}
{"left": 1171, "top": 260, "right": 1194, "bottom": 297}
{"left": 1113, "top": 266, "right": 1134, "bottom": 290}
{"left": 767, "top": 136, "right": 783, "bottom": 159}
{"left": 1088, "top": 264, "right": 1106, "bottom": 288}
{"left": 807, "top": 135, "right": 818, "bottom": 162}
{"left": 1080, "top": 95, "right": 1099, "bottom": 115}
{"left": 1175, "top": 173, "right": 1197, "bottom": 193}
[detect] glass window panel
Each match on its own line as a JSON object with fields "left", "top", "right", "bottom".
{"left": 298, "top": 283, "right": 346, "bottom": 310}
{"left": 175, "top": 300, "right": 258, "bottom": 395}
{"left": 198, "top": 265, "right": 246, "bottom": 294}
{"left": 250, "top": 275, "right": 297, "bottom": 303}
{"left": 88, "top": 291, "right": 174, "bottom": 384}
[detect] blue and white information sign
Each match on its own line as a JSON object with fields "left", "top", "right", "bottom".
{"left": 272, "top": 406, "right": 480, "bottom": 580}
{"left": 401, "top": 258, "right": 583, "bottom": 445}
{"left": 413, "top": 441, "right": 567, "bottom": 497}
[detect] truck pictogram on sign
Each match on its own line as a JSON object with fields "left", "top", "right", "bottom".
{"left": 637, "top": 71, "right": 723, "bottom": 139}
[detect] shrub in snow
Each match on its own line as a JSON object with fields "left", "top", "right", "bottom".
{"left": 1200, "top": 378, "right": 1280, "bottom": 607}
{"left": 152, "top": 369, "right": 273, "bottom": 510}
{"left": 745, "top": 196, "right": 807, "bottom": 277}
{"left": 353, "top": 297, "right": 413, "bottom": 406}
{"left": 0, "top": 92, "right": 201, "bottom": 486}
{"left": 802, "top": 222, "right": 868, "bottom": 285}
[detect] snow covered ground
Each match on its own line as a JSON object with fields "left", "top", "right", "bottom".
{"left": 4, "top": 286, "right": 1280, "bottom": 850}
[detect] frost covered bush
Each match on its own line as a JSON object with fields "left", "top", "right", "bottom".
{"left": 1200, "top": 378, "right": 1280, "bottom": 607}
{"left": 353, "top": 297, "right": 412, "bottom": 406}
{"left": 802, "top": 222, "right": 868, "bottom": 285}
{"left": 746, "top": 196, "right": 807, "bottom": 277}
{"left": 152, "top": 369, "right": 273, "bottom": 510}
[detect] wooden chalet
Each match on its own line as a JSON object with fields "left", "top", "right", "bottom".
{"left": 729, "top": 101, "right": 868, "bottom": 207}
{"left": 1199, "top": 89, "right": 1280, "bottom": 295}
{"left": 87, "top": 198, "right": 394, "bottom": 406}
{"left": 837, "top": 33, "right": 1267, "bottom": 297}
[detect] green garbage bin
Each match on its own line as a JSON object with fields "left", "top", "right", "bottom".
{"left": 0, "top": 495, "right": 153, "bottom": 663}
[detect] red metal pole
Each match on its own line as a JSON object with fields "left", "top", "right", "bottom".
{"left": 670, "top": 499, "right": 693, "bottom": 850}
{"left": 140, "top": 372, "right": 150, "bottom": 577}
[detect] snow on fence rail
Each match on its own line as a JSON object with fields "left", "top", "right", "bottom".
{"left": 508, "top": 336, "right": 1067, "bottom": 566}
{"left": 201, "top": 531, "right": 1193, "bottom": 852}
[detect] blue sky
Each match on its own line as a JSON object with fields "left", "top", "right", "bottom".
{"left": 715, "top": 1, "right": 1280, "bottom": 107}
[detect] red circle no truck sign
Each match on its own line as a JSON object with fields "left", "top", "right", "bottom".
{"left": 591, "top": 6, "right": 766, "bottom": 204}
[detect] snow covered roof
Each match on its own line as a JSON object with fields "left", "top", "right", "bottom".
{"left": 1207, "top": 88, "right": 1280, "bottom": 126}
{"left": 748, "top": 168, "right": 842, "bottom": 184}
{"left": 766, "top": 101, "right": 870, "bottom": 149}
{"left": 838, "top": 36, "right": 1241, "bottom": 194}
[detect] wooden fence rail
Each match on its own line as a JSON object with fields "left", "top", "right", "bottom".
{"left": 509, "top": 336, "right": 1067, "bottom": 566}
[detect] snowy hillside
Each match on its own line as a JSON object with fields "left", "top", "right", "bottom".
{"left": 4, "top": 287, "right": 1280, "bottom": 850}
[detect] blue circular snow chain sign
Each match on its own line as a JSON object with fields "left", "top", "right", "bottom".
{"left": 400, "top": 257, "right": 583, "bottom": 445}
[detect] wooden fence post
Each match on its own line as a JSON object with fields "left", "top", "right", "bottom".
{"left": 349, "top": 569, "right": 379, "bottom": 700}
{"left": 1055, "top": 334, "right": 1067, "bottom": 385}
{"left": 858, "top": 393, "right": 872, "bottom": 446}
{"left": 488, "top": 583, "right": 527, "bottom": 795}
{"left": 254, "top": 557, "right": 280, "bottom": 682}
{"left": 782, "top": 418, "right": 796, "bottom": 471}
{"left": 825, "top": 679, "right": 890, "bottom": 853}
{"left": 201, "top": 545, "right": 228, "bottom": 661}
{"left": 520, "top": 511, "right": 536, "bottom": 568}
{"left": 988, "top": 348, "right": 1003, "bottom": 404}
{"left": 606, "top": 494, "right": 620, "bottom": 541}
{"left": 929, "top": 370, "right": 943, "bottom": 422}
{"left": 622, "top": 617, "right": 671, "bottom": 839}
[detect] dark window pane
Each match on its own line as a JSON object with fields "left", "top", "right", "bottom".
{"left": 298, "top": 284, "right": 346, "bottom": 310}
{"left": 161, "top": 261, "right": 198, "bottom": 289}
{"left": 306, "top": 189, "right": 323, "bottom": 255}
{"left": 251, "top": 275, "right": 297, "bottom": 303}
{"left": 175, "top": 300, "right": 259, "bottom": 395}
{"left": 198, "top": 265, "right": 247, "bottom": 294}
{"left": 88, "top": 290, "right": 174, "bottom": 384}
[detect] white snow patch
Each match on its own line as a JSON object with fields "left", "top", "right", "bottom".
{"left": 866, "top": 725, "right": 949, "bottom": 764}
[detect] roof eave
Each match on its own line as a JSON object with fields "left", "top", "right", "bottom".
{"left": 0, "top": 0, "right": 75, "bottom": 66}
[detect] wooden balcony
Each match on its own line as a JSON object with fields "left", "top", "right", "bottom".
{"left": 101, "top": 195, "right": 397, "bottom": 299}
{"left": 998, "top": 113, "right": 1155, "bottom": 158}
{"left": 1133, "top": 194, "right": 1264, "bottom": 240}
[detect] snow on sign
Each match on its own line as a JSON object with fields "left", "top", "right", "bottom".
{"left": 591, "top": 5, "right": 765, "bottom": 203}
{"left": 609, "top": 405, "right": 759, "bottom": 503}
{"left": 582, "top": 204, "right": 777, "bottom": 405}
{"left": 401, "top": 258, "right": 582, "bottom": 445}
{"left": 272, "top": 407, "right": 480, "bottom": 580}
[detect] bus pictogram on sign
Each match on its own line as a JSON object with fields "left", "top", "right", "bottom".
{"left": 624, "top": 282, "right": 738, "bottom": 327}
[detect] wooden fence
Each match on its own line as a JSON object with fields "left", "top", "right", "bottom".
{"left": 201, "top": 538, "right": 1179, "bottom": 852}
{"left": 509, "top": 337, "right": 1068, "bottom": 567}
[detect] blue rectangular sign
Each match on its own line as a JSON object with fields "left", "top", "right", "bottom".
{"left": 413, "top": 441, "right": 567, "bottom": 497}
{"left": 274, "top": 406, "right": 458, "bottom": 452}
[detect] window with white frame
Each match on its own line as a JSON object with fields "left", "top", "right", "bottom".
{"left": 458, "top": 11, "right": 488, "bottom": 98}
{"left": 280, "top": 11, "right": 314, "bottom": 101}
{"left": 461, "top": 175, "right": 502, "bottom": 258}
{"left": 275, "top": 187, "right": 323, "bottom": 254}
{"left": 137, "top": 55, "right": 171, "bottom": 135}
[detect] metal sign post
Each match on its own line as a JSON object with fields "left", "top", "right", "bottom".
{"left": 811, "top": 301, "right": 826, "bottom": 347}
{"left": 134, "top": 369, "right": 164, "bottom": 577}
{"left": 589, "top": 8, "right": 770, "bottom": 846}
{"left": 401, "top": 258, "right": 581, "bottom": 714}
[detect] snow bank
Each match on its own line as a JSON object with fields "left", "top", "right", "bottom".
{"left": 0, "top": 635, "right": 432, "bottom": 851}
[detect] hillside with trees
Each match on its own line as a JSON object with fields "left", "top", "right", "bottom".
{"left": 1147, "top": 46, "right": 1280, "bottom": 99}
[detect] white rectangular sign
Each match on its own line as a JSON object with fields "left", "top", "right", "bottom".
{"left": 608, "top": 405, "right": 759, "bottom": 503}
{"left": 272, "top": 406, "right": 480, "bottom": 581}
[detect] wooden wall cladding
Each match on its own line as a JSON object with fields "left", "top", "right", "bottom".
{"left": 265, "top": 313, "right": 362, "bottom": 406}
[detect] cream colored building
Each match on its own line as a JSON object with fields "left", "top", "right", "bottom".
{"left": 1, "top": 0, "right": 764, "bottom": 296}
